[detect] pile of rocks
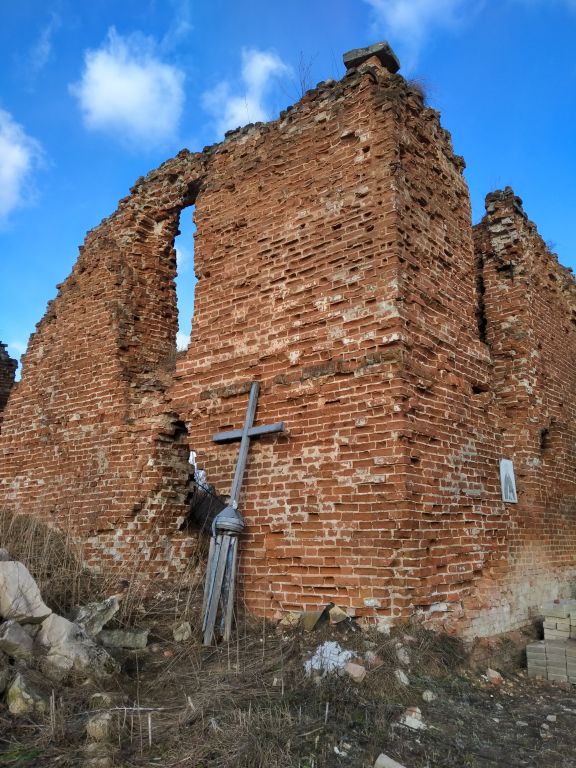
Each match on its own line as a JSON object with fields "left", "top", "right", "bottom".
{"left": 0, "top": 547, "right": 147, "bottom": 717}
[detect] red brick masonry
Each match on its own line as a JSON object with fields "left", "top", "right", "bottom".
{"left": 1, "top": 60, "right": 575, "bottom": 636}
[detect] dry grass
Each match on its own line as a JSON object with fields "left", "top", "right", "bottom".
{"left": 1, "top": 518, "right": 576, "bottom": 767}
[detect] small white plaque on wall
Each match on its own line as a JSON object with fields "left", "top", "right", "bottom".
{"left": 499, "top": 459, "right": 518, "bottom": 503}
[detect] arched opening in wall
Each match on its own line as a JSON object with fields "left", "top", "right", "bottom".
{"left": 174, "top": 204, "right": 197, "bottom": 353}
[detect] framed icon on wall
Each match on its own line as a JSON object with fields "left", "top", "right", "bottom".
{"left": 500, "top": 459, "right": 518, "bottom": 503}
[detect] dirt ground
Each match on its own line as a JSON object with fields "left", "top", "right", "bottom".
{"left": 0, "top": 512, "right": 574, "bottom": 767}
{"left": 2, "top": 605, "right": 576, "bottom": 768}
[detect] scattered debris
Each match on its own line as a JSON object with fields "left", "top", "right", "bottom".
{"left": 172, "top": 620, "right": 192, "bottom": 642}
{"left": 399, "top": 706, "right": 427, "bottom": 731}
{"left": 0, "top": 619, "right": 34, "bottom": 660}
{"left": 38, "top": 613, "right": 119, "bottom": 680}
{"left": 375, "top": 617, "right": 393, "bottom": 635}
{"left": 374, "top": 753, "right": 407, "bottom": 768}
{"left": 6, "top": 672, "right": 46, "bottom": 716}
{"left": 304, "top": 641, "right": 354, "bottom": 676}
{"left": 394, "top": 669, "right": 410, "bottom": 687}
{"left": 486, "top": 668, "right": 504, "bottom": 685}
{"left": 86, "top": 711, "right": 114, "bottom": 743}
{"left": 0, "top": 560, "right": 52, "bottom": 623}
{"left": 344, "top": 661, "right": 367, "bottom": 683}
{"left": 328, "top": 605, "right": 349, "bottom": 624}
{"left": 365, "top": 649, "right": 382, "bottom": 668}
{"left": 300, "top": 608, "right": 328, "bottom": 632}
{"left": 73, "top": 596, "right": 120, "bottom": 638}
{"left": 396, "top": 644, "right": 410, "bottom": 666}
{"left": 97, "top": 628, "right": 149, "bottom": 650}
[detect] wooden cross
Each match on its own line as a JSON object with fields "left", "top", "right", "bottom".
{"left": 202, "top": 381, "right": 285, "bottom": 645}
{"left": 212, "top": 381, "right": 285, "bottom": 507}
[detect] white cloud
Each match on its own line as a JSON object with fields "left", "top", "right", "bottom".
{"left": 0, "top": 110, "right": 43, "bottom": 223}
{"left": 26, "top": 14, "right": 60, "bottom": 81}
{"left": 70, "top": 28, "right": 185, "bottom": 149}
{"left": 176, "top": 331, "right": 190, "bottom": 351}
{"left": 364, "top": 0, "right": 471, "bottom": 69}
{"left": 202, "top": 48, "right": 291, "bottom": 137}
{"left": 176, "top": 243, "right": 192, "bottom": 273}
{"left": 161, "top": 0, "right": 194, "bottom": 52}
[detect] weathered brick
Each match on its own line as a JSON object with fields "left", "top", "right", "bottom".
{"left": 0, "top": 60, "right": 574, "bottom": 638}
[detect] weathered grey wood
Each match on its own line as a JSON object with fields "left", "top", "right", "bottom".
{"left": 201, "top": 535, "right": 216, "bottom": 620}
{"left": 213, "top": 422, "right": 285, "bottom": 444}
{"left": 202, "top": 380, "right": 287, "bottom": 644}
{"left": 222, "top": 537, "right": 238, "bottom": 642}
{"left": 229, "top": 382, "right": 260, "bottom": 506}
{"left": 203, "top": 534, "right": 231, "bottom": 645}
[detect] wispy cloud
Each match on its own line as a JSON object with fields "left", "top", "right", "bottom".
{"left": 161, "top": 0, "right": 194, "bottom": 52}
{"left": 176, "top": 331, "right": 190, "bottom": 351}
{"left": 176, "top": 242, "right": 193, "bottom": 273}
{"left": 363, "top": 0, "right": 472, "bottom": 70}
{"left": 0, "top": 110, "right": 43, "bottom": 223}
{"left": 202, "top": 48, "right": 292, "bottom": 137}
{"left": 26, "top": 13, "right": 60, "bottom": 82}
{"left": 70, "top": 27, "right": 185, "bottom": 149}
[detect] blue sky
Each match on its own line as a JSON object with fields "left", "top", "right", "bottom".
{"left": 1, "top": 0, "right": 575, "bottom": 369}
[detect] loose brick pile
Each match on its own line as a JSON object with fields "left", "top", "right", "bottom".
{"left": 542, "top": 600, "right": 576, "bottom": 641}
{"left": 0, "top": 54, "right": 575, "bottom": 636}
{"left": 527, "top": 639, "right": 576, "bottom": 683}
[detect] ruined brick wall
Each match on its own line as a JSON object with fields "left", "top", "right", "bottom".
{"left": 0, "top": 162, "right": 207, "bottom": 574}
{"left": 173, "top": 65, "right": 413, "bottom": 618}
{"left": 470, "top": 189, "right": 576, "bottom": 635}
{"left": 0, "top": 343, "right": 17, "bottom": 418}
{"left": 0, "top": 56, "right": 575, "bottom": 636}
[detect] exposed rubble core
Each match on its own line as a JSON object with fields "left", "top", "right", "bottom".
{"left": 0, "top": 344, "right": 17, "bottom": 419}
{"left": 0, "top": 55, "right": 574, "bottom": 637}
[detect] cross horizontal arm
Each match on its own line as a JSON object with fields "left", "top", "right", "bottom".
{"left": 212, "top": 422, "right": 285, "bottom": 444}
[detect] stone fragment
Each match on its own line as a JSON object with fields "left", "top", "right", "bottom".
{"left": 97, "top": 628, "right": 149, "bottom": 650}
{"left": 73, "top": 596, "right": 120, "bottom": 638}
{"left": 422, "top": 689, "right": 437, "bottom": 702}
{"left": 172, "top": 620, "right": 192, "bottom": 642}
{"left": 399, "top": 706, "right": 427, "bottom": 731}
{"left": 376, "top": 617, "right": 393, "bottom": 635}
{"left": 6, "top": 672, "right": 47, "bottom": 716}
{"left": 0, "top": 619, "right": 34, "bottom": 660}
{"left": 89, "top": 692, "right": 114, "bottom": 709}
{"left": 394, "top": 669, "right": 409, "bottom": 687}
{"left": 343, "top": 41, "right": 400, "bottom": 74}
{"left": 0, "top": 561, "right": 52, "bottom": 624}
{"left": 365, "top": 650, "right": 382, "bottom": 668}
{"left": 86, "top": 711, "right": 114, "bottom": 742}
{"left": 344, "top": 661, "right": 367, "bottom": 683}
{"left": 83, "top": 741, "right": 114, "bottom": 768}
{"left": 546, "top": 714, "right": 557, "bottom": 722}
{"left": 328, "top": 605, "right": 349, "bottom": 624}
{"left": 0, "top": 549, "right": 10, "bottom": 562}
{"left": 37, "top": 614, "right": 119, "bottom": 680}
{"left": 396, "top": 645, "right": 410, "bottom": 666}
{"left": 278, "top": 611, "right": 300, "bottom": 629}
{"left": 486, "top": 668, "right": 504, "bottom": 685}
{"left": 300, "top": 609, "right": 327, "bottom": 632}
{"left": 0, "top": 669, "right": 11, "bottom": 694}
{"left": 374, "top": 753, "right": 407, "bottom": 768}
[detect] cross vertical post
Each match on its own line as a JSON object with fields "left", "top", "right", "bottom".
{"left": 201, "top": 381, "right": 286, "bottom": 645}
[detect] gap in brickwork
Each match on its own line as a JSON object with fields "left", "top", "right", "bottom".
{"left": 174, "top": 204, "right": 197, "bottom": 351}
{"left": 475, "top": 255, "right": 488, "bottom": 344}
